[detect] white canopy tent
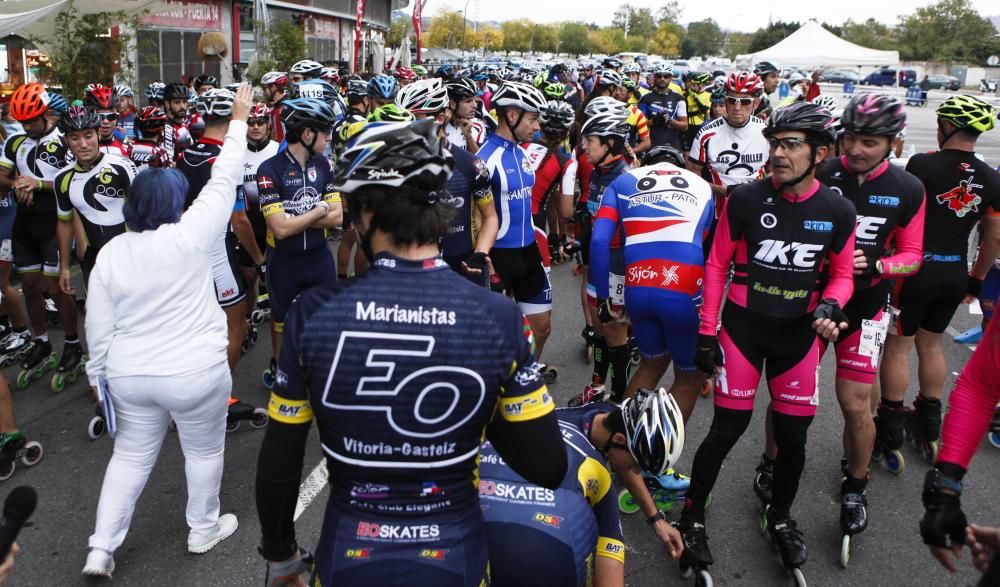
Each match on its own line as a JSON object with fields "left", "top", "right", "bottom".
{"left": 0, "top": 0, "right": 169, "bottom": 45}
{"left": 736, "top": 21, "right": 899, "bottom": 68}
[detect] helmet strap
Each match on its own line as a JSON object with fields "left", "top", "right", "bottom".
{"left": 937, "top": 118, "right": 960, "bottom": 149}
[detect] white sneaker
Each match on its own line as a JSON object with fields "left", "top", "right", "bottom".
{"left": 188, "top": 513, "right": 238, "bottom": 554}
{"left": 82, "top": 548, "right": 115, "bottom": 577}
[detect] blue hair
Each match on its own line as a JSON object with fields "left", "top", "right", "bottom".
{"left": 124, "top": 168, "right": 188, "bottom": 232}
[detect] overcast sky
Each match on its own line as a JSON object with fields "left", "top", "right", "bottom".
{"left": 415, "top": 0, "right": 998, "bottom": 33}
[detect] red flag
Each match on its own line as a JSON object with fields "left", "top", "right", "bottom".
{"left": 411, "top": 0, "right": 423, "bottom": 64}
{"left": 354, "top": 0, "right": 366, "bottom": 71}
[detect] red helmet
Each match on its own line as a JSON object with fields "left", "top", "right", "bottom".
{"left": 85, "top": 84, "right": 119, "bottom": 110}
{"left": 320, "top": 67, "right": 340, "bottom": 83}
{"left": 9, "top": 83, "right": 50, "bottom": 121}
{"left": 248, "top": 102, "right": 271, "bottom": 121}
{"left": 136, "top": 105, "right": 167, "bottom": 136}
{"left": 393, "top": 67, "right": 416, "bottom": 81}
{"left": 725, "top": 72, "right": 763, "bottom": 96}
{"left": 261, "top": 71, "right": 288, "bottom": 90}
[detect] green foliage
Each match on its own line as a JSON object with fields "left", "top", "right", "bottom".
{"left": 264, "top": 18, "right": 306, "bottom": 70}
{"left": 684, "top": 19, "right": 724, "bottom": 58}
{"left": 427, "top": 10, "right": 465, "bottom": 50}
{"left": 387, "top": 14, "right": 413, "bottom": 49}
{"left": 560, "top": 22, "right": 591, "bottom": 56}
{"left": 840, "top": 18, "right": 897, "bottom": 51}
{"left": 34, "top": 7, "right": 133, "bottom": 98}
{"left": 895, "top": 0, "right": 999, "bottom": 63}
{"left": 747, "top": 21, "right": 800, "bottom": 53}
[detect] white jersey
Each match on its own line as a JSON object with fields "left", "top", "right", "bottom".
{"left": 445, "top": 119, "right": 487, "bottom": 151}
{"left": 689, "top": 116, "right": 769, "bottom": 188}
{"left": 241, "top": 140, "right": 280, "bottom": 208}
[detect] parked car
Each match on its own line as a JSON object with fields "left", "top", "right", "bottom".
{"left": 821, "top": 69, "right": 860, "bottom": 84}
{"left": 924, "top": 74, "right": 961, "bottom": 91}
{"left": 862, "top": 68, "right": 917, "bottom": 87}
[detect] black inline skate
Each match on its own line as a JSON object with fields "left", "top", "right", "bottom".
{"left": 0, "top": 330, "right": 31, "bottom": 368}
{"left": 990, "top": 405, "right": 1000, "bottom": 449}
{"left": 226, "top": 398, "right": 268, "bottom": 432}
{"left": 753, "top": 454, "right": 775, "bottom": 510}
{"left": 675, "top": 518, "right": 714, "bottom": 586}
{"left": 838, "top": 479, "right": 868, "bottom": 568}
{"left": 0, "top": 431, "right": 43, "bottom": 481}
{"left": 51, "top": 342, "right": 86, "bottom": 393}
{"left": 872, "top": 401, "right": 907, "bottom": 475}
{"left": 904, "top": 395, "right": 941, "bottom": 464}
{"left": 16, "top": 339, "right": 56, "bottom": 390}
{"left": 242, "top": 320, "right": 259, "bottom": 354}
{"left": 763, "top": 506, "right": 808, "bottom": 586}
{"left": 538, "top": 362, "right": 558, "bottom": 384}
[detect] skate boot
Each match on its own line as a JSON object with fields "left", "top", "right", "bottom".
{"left": 51, "top": 342, "right": 86, "bottom": 393}
{"left": 262, "top": 357, "right": 277, "bottom": 389}
{"left": 906, "top": 395, "right": 942, "bottom": 463}
{"left": 872, "top": 402, "right": 907, "bottom": 475}
{"left": 16, "top": 339, "right": 56, "bottom": 390}
{"left": 251, "top": 293, "right": 271, "bottom": 324}
{"left": 675, "top": 517, "right": 714, "bottom": 585}
{"left": 539, "top": 363, "right": 558, "bottom": 384}
{"left": 44, "top": 296, "right": 60, "bottom": 328}
{"left": 241, "top": 321, "right": 259, "bottom": 354}
{"left": 0, "top": 330, "right": 31, "bottom": 367}
{"left": 753, "top": 454, "right": 775, "bottom": 506}
{"left": 839, "top": 480, "right": 868, "bottom": 568}
{"left": 989, "top": 405, "right": 1000, "bottom": 449}
{"left": 567, "top": 384, "right": 607, "bottom": 407}
{"left": 0, "top": 431, "right": 43, "bottom": 481}
{"left": 581, "top": 325, "right": 596, "bottom": 363}
{"left": 226, "top": 398, "right": 269, "bottom": 432}
{"left": 764, "top": 507, "right": 808, "bottom": 584}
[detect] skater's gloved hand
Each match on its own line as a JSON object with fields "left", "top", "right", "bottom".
{"left": 265, "top": 548, "right": 313, "bottom": 587}
{"left": 964, "top": 275, "right": 983, "bottom": 304}
{"left": 812, "top": 299, "right": 848, "bottom": 342}
{"left": 921, "top": 468, "right": 967, "bottom": 573}
{"left": 694, "top": 334, "right": 720, "bottom": 376}
{"left": 596, "top": 297, "right": 618, "bottom": 324}
{"left": 462, "top": 251, "right": 488, "bottom": 274}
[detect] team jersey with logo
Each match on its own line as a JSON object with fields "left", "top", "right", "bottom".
{"left": 441, "top": 146, "right": 492, "bottom": 258}
{"left": 117, "top": 110, "right": 136, "bottom": 141}
{"left": 176, "top": 137, "right": 224, "bottom": 209}
{"left": 625, "top": 104, "right": 650, "bottom": 147}
{"left": 241, "top": 140, "right": 281, "bottom": 239}
{"left": 699, "top": 178, "right": 857, "bottom": 334}
{"left": 0, "top": 128, "right": 71, "bottom": 214}
{"left": 638, "top": 90, "right": 687, "bottom": 148}
{"left": 905, "top": 150, "right": 1000, "bottom": 262}
{"left": 128, "top": 140, "right": 171, "bottom": 172}
{"left": 54, "top": 153, "right": 136, "bottom": 250}
{"left": 162, "top": 119, "right": 192, "bottom": 162}
{"left": 480, "top": 422, "right": 624, "bottom": 587}
{"left": 689, "top": 116, "right": 769, "bottom": 187}
{"left": 592, "top": 163, "right": 714, "bottom": 299}
{"left": 445, "top": 120, "right": 487, "bottom": 151}
{"left": 588, "top": 158, "right": 629, "bottom": 249}
{"left": 521, "top": 142, "right": 576, "bottom": 216}
{"left": 479, "top": 133, "right": 536, "bottom": 248}
{"left": 99, "top": 136, "right": 131, "bottom": 158}
{"left": 818, "top": 157, "right": 926, "bottom": 290}
{"left": 256, "top": 150, "right": 339, "bottom": 253}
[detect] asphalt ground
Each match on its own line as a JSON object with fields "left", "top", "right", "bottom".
{"left": 5, "top": 102, "right": 1000, "bottom": 586}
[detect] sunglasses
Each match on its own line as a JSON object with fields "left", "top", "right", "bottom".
{"left": 247, "top": 119, "right": 269, "bottom": 127}
{"left": 725, "top": 97, "right": 754, "bottom": 106}
{"left": 653, "top": 74, "right": 671, "bottom": 79}
{"left": 767, "top": 136, "right": 809, "bottom": 151}
{"left": 98, "top": 112, "right": 119, "bottom": 122}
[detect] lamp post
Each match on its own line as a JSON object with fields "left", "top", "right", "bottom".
{"left": 461, "top": 0, "right": 472, "bottom": 57}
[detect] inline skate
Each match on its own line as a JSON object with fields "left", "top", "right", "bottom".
{"left": 242, "top": 320, "right": 259, "bottom": 354}
{"left": 44, "top": 296, "right": 60, "bottom": 328}
{"left": 262, "top": 357, "right": 277, "bottom": 389}
{"left": 16, "top": 339, "right": 57, "bottom": 390}
{"left": 226, "top": 398, "right": 269, "bottom": 432}
{"left": 89, "top": 403, "right": 106, "bottom": 440}
{"left": 872, "top": 402, "right": 907, "bottom": 474}
{"left": 675, "top": 518, "right": 714, "bottom": 586}
{"left": 0, "top": 330, "right": 31, "bottom": 367}
{"left": 762, "top": 506, "right": 808, "bottom": 586}
{"left": 904, "top": 395, "right": 941, "bottom": 464}
{"left": 567, "top": 383, "right": 607, "bottom": 407}
{"left": 753, "top": 454, "right": 775, "bottom": 508}
{"left": 0, "top": 431, "right": 43, "bottom": 481}
{"left": 581, "top": 325, "right": 595, "bottom": 363}
{"left": 51, "top": 342, "right": 86, "bottom": 393}
{"left": 618, "top": 469, "right": 700, "bottom": 514}
{"left": 989, "top": 405, "right": 1000, "bottom": 449}
{"left": 539, "top": 363, "right": 558, "bottom": 384}
{"left": 251, "top": 292, "right": 271, "bottom": 325}
{"left": 839, "top": 479, "right": 868, "bottom": 568}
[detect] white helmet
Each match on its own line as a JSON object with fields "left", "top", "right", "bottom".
{"left": 196, "top": 88, "right": 235, "bottom": 120}
{"left": 652, "top": 62, "right": 674, "bottom": 76}
{"left": 289, "top": 59, "right": 323, "bottom": 77}
{"left": 580, "top": 111, "right": 629, "bottom": 139}
{"left": 584, "top": 96, "right": 627, "bottom": 118}
{"left": 396, "top": 78, "right": 449, "bottom": 114}
{"left": 787, "top": 72, "right": 807, "bottom": 85}
{"left": 623, "top": 63, "right": 642, "bottom": 75}
{"left": 811, "top": 94, "right": 838, "bottom": 111}
{"left": 492, "top": 81, "right": 546, "bottom": 113}
{"left": 621, "top": 388, "right": 685, "bottom": 476}
{"left": 261, "top": 71, "right": 288, "bottom": 87}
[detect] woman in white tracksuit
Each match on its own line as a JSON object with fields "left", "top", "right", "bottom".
{"left": 81, "top": 84, "right": 254, "bottom": 577}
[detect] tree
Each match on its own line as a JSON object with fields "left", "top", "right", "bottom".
{"left": 426, "top": 10, "right": 465, "bottom": 49}
{"left": 612, "top": 7, "right": 657, "bottom": 40}
{"left": 501, "top": 19, "right": 532, "bottom": 54}
{"left": 896, "top": 0, "right": 999, "bottom": 63}
{"left": 747, "top": 21, "right": 800, "bottom": 53}
{"left": 839, "top": 18, "right": 896, "bottom": 51}
{"left": 477, "top": 26, "right": 503, "bottom": 53}
{"left": 685, "top": 19, "right": 724, "bottom": 58}
{"left": 649, "top": 21, "right": 681, "bottom": 57}
{"left": 656, "top": 1, "right": 682, "bottom": 25}
{"left": 386, "top": 14, "right": 412, "bottom": 49}
{"left": 531, "top": 23, "right": 560, "bottom": 54}
{"left": 259, "top": 18, "right": 306, "bottom": 71}
{"left": 35, "top": 7, "right": 134, "bottom": 97}
{"left": 561, "top": 22, "right": 591, "bottom": 56}
{"left": 722, "top": 31, "right": 752, "bottom": 59}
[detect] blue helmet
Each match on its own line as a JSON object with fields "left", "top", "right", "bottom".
{"left": 280, "top": 97, "right": 336, "bottom": 132}
{"left": 367, "top": 74, "right": 399, "bottom": 100}
{"left": 47, "top": 92, "right": 69, "bottom": 114}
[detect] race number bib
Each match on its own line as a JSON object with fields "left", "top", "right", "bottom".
{"left": 858, "top": 311, "right": 890, "bottom": 364}
{"left": 609, "top": 273, "right": 625, "bottom": 306}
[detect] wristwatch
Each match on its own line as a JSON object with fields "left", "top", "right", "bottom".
{"left": 646, "top": 510, "right": 666, "bottom": 526}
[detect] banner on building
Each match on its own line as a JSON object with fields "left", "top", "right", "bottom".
{"left": 411, "top": 0, "right": 422, "bottom": 64}
{"left": 353, "top": 0, "right": 366, "bottom": 71}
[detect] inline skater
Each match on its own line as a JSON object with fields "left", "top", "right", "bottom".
{"left": 479, "top": 82, "right": 556, "bottom": 363}
{"left": 611, "top": 80, "right": 652, "bottom": 156}
{"left": 193, "top": 74, "right": 219, "bottom": 96}
{"left": 0, "top": 374, "right": 43, "bottom": 480}
{"left": 145, "top": 81, "right": 165, "bottom": 109}
{"left": 162, "top": 82, "right": 193, "bottom": 162}
{"left": 334, "top": 78, "right": 372, "bottom": 280}
{"left": 676, "top": 103, "right": 856, "bottom": 580}
{"left": 0, "top": 118, "right": 29, "bottom": 367}
{"left": 522, "top": 100, "right": 577, "bottom": 264}
{"left": 367, "top": 74, "right": 398, "bottom": 111}
{"left": 623, "top": 63, "right": 649, "bottom": 106}
{"left": 753, "top": 61, "right": 781, "bottom": 120}
{"left": 260, "top": 71, "right": 289, "bottom": 143}
{"left": 445, "top": 76, "right": 487, "bottom": 152}
{"left": 114, "top": 84, "right": 136, "bottom": 141}
{"left": 0, "top": 83, "right": 80, "bottom": 390}
{"left": 128, "top": 106, "right": 172, "bottom": 172}
{"left": 256, "top": 98, "right": 341, "bottom": 388}
{"left": 254, "top": 119, "right": 566, "bottom": 586}
{"left": 396, "top": 78, "right": 498, "bottom": 284}
{"left": 84, "top": 85, "right": 130, "bottom": 158}
{"left": 683, "top": 71, "right": 713, "bottom": 150}
{"left": 590, "top": 145, "right": 714, "bottom": 419}
{"left": 638, "top": 63, "right": 688, "bottom": 150}
{"left": 880, "top": 95, "right": 1000, "bottom": 467}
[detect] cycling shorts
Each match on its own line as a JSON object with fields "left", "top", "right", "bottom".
{"left": 312, "top": 506, "right": 489, "bottom": 587}
{"left": 12, "top": 213, "right": 58, "bottom": 276}
{"left": 212, "top": 235, "right": 247, "bottom": 308}
{"left": 577, "top": 206, "right": 592, "bottom": 266}
{"left": 486, "top": 523, "right": 586, "bottom": 587}
{"left": 490, "top": 244, "right": 552, "bottom": 315}
{"left": 892, "top": 262, "right": 966, "bottom": 336}
{"left": 715, "top": 303, "right": 823, "bottom": 417}
{"left": 824, "top": 284, "right": 890, "bottom": 385}
{"left": 0, "top": 192, "right": 14, "bottom": 264}
{"left": 625, "top": 287, "right": 699, "bottom": 369}
{"left": 236, "top": 227, "right": 267, "bottom": 269}
{"left": 586, "top": 247, "right": 625, "bottom": 310}
{"left": 443, "top": 253, "right": 488, "bottom": 288}
{"left": 266, "top": 246, "right": 337, "bottom": 331}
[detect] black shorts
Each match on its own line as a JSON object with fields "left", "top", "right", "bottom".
{"left": 892, "top": 262, "right": 966, "bottom": 336}
{"left": 236, "top": 229, "right": 268, "bottom": 268}
{"left": 13, "top": 213, "right": 58, "bottom": 276}
{"left": 443, "top": 253, "right": 487, "bottom": 287}
{"left": 489, "top": 244, "right": 552, "bottom": 315}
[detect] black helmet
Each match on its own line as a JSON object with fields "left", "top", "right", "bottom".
{"left": 539, "top": 100, "right": 575, "bottom": 135}
{"left": 194, "top": 75, "right": 218, "bottom": 89}
{"left": 753, "top": 61, "right": 780, "bottom": 76}
{"left": 764, "top": 102, "right": 836, "bottom": 145}
{"left": 58, "top": 105, "right": 101, "bottom": 134}
{"left": 281, "top": 97, "right": 335, "bottom": 132}
{"left": 446, "top": 77, "right": 477, "bottom": 101}
{"left": 164, "top": 82, "right": 189, "bottom": 101}
{"left": 334, "top": 119, "right": 454, "bottom": 200}
{"left": 643, "top": 145, "right": 687, "bottom": 168}
{"left": 597, "top": 70, "right": 624, "bottom": 89}
{"left": 842, "top": 93, "right": 907, "bottom": 137}
{"left": 603, "top": 57, "right": 623, "bottom": 70}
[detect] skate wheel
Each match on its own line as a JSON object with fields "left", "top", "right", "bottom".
{"left": 250, "top": 329, "right": 259, "bottom": 344}
{"left": 886, "top": 450, "right": 905, "bottom": 475}
{"left": 990, "top": 432, "right": 1000, "bottom": 449}
{"left": 567, "top": 397, "right": 581, "bottom": 408}
{"left": 705, "top": 492, "right": 713, "bottom": 510}
{"left": 262, "top": 371, "right": 275, "bottom": 390}
{"left": 542, "top": 368, "right": 558, "bottom": 384}
{"left": 15, "top": 370, "right": 30, "bottom": 390}
{"left": 871, "top": 446, "right": 884, "bottom": 463}
{"left": 695, "top": 569, "right": 714, "bottom": 587}
{"left": 51, "top": 373, "right": 65, "bottom": 393}
{"left": 617, "top": 489, "right": 640, "bottom": 514}
{"left": 584, "top": 344, "right": 593, "bottom": 364}
{"left": 840, "top": 534, "right": 851, "bottom": 569}
{"left": 250, "top": 408, "right": 269, "bottom": 429}
{"left": 0, "top": 460, "right": 13, "bottom": 481}
{"left": 758, "top": 507, "right": 768, "bottom": 533}
{"left": 226, "top": 420, "right": 240, "bottom": 433}
{"left": 791, "top": 567, "right": 807, "bottom": 587}
{"left": 22, "top": 441, "right": 42, "bottom": 466}
{"left": 922, "top": 440, "right": 939, "bottom": 464}
{"left": 88, "top": 416, "right": 106, "bottom": 440}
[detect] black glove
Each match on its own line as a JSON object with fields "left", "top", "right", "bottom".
{"left": 857, "top": 254, "right": 880, "bottom": 280}
{"left": 920, "top": 468, "right": 967, "bottom": 549}
{"left": 813, "top": 298, "right": 849, "bottom": 325}
{"left": 694, "top": 334, "right": 720, "bottom": 376}
{"left": 264, "top": 548, "right": 314, "bottom": 587}
{"left": 464, "top": 251, "right": 488, "bottom": 271}
{"left": 596, "top": 297, "right": 615, "bottom": 324}
{"left": 968, "top": 275, "right": 983, "bottom": 298}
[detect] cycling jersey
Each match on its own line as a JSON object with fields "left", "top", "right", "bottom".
{"left": 817, "top": 157, "right": 926, "bottom": 291}
{"left": 481, "top": 422, "right": 624, "bottom": 587}
{"left": 99, "top": 136, "right": 131, "bottom": 158}
{"left": 128, "top": 139, "right": 171, "bottom": 172}
{"left": 162, "top": 119, "right": 192, "bottom": 162}
{"left": 440, "top": 146, "right": 492, "bottom": 259}
{"left": 264, "top": 253, "right": 556, "bottom": 584}
{"left": 686, "top": 90, "right": 712, "bottom": 128}
{"left": 241, "top": 139, "right": 280, "bottom": 248}
{"left": 54, "top": 153, "right": 136, "bottom": 255}
{"left": 0, "top": 127, "right": 70, "bottom": 214}
{"left": 445, "top": 119, "right": 487, "bottom": 151}
{"left": 689, "top": 116, "right": 769, "bottom": 189}
{"left": 638, "top": 89, "right": 687, "bottom": 148}
{"left": 521, "top": 141, "right": 576, "bottom": 228}
{"left": 269, "top": 100, "right": 286, "bottom": 144}
{"left": 187, "top": 112, "right": 205, "bottom": 143}
{"left": 117, "top": 110, "right": 136, "bottom": 141}
{"left": 479, "top": 133, "right": 535, "bottom": 249}
{"left": 625, "top": 104, "right": 650, "bottom": 148}
{"left": 256, "top": 149, "right": 339, "bottom": 253}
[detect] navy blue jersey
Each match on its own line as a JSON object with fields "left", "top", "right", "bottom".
{"left": 257, "top": 150, "right": 339, "bottom": 253}
{"left": 440, "top": 147, "right": 493, "bottom": 258}
{"left": 480, "top": 422, "right": 625, "bottom": 586}
{"left": 555, "top": 402, "right": 616, "bottom": 439}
